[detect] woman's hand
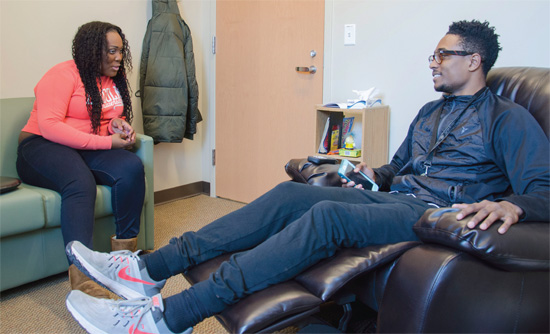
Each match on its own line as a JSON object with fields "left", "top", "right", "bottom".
{"left": 111, "top": 133, "right": 135, "bottom": 149}
{"left": 341, "top": 162, "right": 376, "bottom": 189}
{"left": 110, "top": 118, "right": 135, "bottom": 149}
{"left": 111, "top": 118, "right": 136, "bottom": 143}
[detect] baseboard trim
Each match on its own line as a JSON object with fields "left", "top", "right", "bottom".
{"left": 154, "top": 181, "right": 210, "bottom": 205}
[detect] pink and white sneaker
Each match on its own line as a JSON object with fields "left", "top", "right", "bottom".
{"left": 66, "top": 241, "right": 166, "bottom": 299}
{"left": 66, "top": 290, "right": 193, "bottom": 334}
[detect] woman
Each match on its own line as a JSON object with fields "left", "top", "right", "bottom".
{"left": 16, "top": 21, "right": 145, "bottom": 298}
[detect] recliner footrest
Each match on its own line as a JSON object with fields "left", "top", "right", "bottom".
{"left": 296, "top": 241, "right": 420, "bottom": 301}
{"left": 182, "top": 241, "right": 421, "bottom": 333}
{"left": 215, "top": 281, "right": 323, "bottom": 333}
{"left": 183, "top": 254, "right": 323, "bottom": 334}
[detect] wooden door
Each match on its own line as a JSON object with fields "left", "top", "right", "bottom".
{"left": 216, "top": 0, "right": 324, "bottom": 203}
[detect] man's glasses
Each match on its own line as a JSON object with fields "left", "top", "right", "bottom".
{"left": 429, "top": 50, "right": 474, "bottom": 64}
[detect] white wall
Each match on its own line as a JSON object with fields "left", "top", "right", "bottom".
{"left": 1, "top": 0, "right": 148, "bottom": 125}
{"left": 152, "top": 0, "right": 215, "bottom": 192}
{"left": 2, "top": 0, "right": 549, "bottom": 195}
{"left": 0, "top": 0, "right": 212, "bottom": 192}
{"left": 324, "top": 0, "right": 550, "bottom": 160}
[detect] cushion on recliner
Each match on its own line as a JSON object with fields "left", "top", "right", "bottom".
{"left": 413, "top": 208, "right": 550, "bottom": 271}
{"left": 377, "top": 244, "right": 550, "bottom": 333}
{"left": 183, "top": 253, "right": 323, "bottom": 334}
{"left": 295, "top": 241, "right": 419, "bottom": 301}
{"left": 215, "top": 282, "right": 322, "bottom": 334}
{"left": 486, "top": 67, "right": 549, "bottom": 138}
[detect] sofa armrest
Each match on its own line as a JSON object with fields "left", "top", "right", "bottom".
{"left": 413, "top": 208, "right": 549, "bottom": 271}
{"left": 131, "top": 133, "right": 155, "bottom": 250}
{"left": 132, "top": 134, "right": 154, "bottom": 183}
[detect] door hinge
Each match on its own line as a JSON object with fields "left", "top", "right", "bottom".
{"left": 212, "top": 149, "right": 216, "bottom": 166}
{"left": 212, "top": 36, "right": 216, "bottom": 54}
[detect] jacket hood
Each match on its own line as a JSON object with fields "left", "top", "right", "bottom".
{"left": 153, "top": 0, "right": 179, "bottom": 14}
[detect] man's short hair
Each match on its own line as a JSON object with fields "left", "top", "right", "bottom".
{"left": 447, "top": 20, "right": 501, "bottom": 76}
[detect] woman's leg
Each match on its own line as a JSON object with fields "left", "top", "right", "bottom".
{"left": 16, "top": 136, "right": 96, "bottom": 249}
{"left": 78, "top": 149, "right": 145, "bottom": 239}
{"left": 144, "top": 181, "right": 382, "bottom": 278}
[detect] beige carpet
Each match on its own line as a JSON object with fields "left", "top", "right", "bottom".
{"left": 0, "top": 194, "right": 253, "bottom": 334}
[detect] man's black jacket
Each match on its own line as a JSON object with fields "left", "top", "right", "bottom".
{"left": 374, "top": 88, "right": 549, "bottom": 222}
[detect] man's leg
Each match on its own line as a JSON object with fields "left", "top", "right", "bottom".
{"left": 143, "top": 181, "right": 387, "bottom": 279}
{"left": 162, "top": 192, "right": 431, "bottom": 332}
{"left": 65, "top": 182, "right": 385, "bottom": 299}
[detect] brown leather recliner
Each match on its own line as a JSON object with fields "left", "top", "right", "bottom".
{"left": 183, "top": 67, "right": 549, "bottom": 333}
{"left": 373, "top": 67, "right": 549, "bottom": 333}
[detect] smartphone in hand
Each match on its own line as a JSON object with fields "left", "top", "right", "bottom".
{"left": 338, "top": 159, "right": 379, "bottom": 191}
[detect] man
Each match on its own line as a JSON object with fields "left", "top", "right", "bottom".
{"left": 64, "top": 20, "right": 549, "bottom": 334}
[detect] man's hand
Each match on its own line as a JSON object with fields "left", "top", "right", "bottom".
{"left": 341, "top": 162, "right": 376, "bottom": 189}
{"left": 452, "top": 200, "right": 524, "bottom": 234}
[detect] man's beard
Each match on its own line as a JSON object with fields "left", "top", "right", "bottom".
{"left": 435, "top": 83, "right": 454, "bottom": 94}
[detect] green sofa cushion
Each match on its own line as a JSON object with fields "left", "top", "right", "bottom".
{"left": 95, "top": 185, "right": 114, "bottom": 218}
{"left": 19, "top": 184, "right": 61, "bottom": 228}
{"left": 21, "top": 184, "right": 114, "bottom": 228}
{"left": 1, "top": 183, "right": 115, "bottom": 236}
{"left": 0, "top": 187, "right": 46, "bottom": 237}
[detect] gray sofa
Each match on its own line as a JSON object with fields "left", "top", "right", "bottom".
{"left": 0, "top": 97, "right": 155, "bottom": 292}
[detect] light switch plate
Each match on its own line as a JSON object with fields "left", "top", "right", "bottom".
{"left": 344, "top": 24, "right": 356, "bottom": 46}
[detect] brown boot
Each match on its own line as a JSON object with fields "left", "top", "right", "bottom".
{"left": 111, "top": 235, "right": 138, "bottom": 252}
{"left": 68, "top": 264, "right": 110, "bottom": 299}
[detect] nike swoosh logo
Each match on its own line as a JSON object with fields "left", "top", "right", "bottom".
{"left": 129, "top": 323, "right": 154, "bottom": 334}
{"left": 118, "top": 266, "right": 155, "bottom": 286}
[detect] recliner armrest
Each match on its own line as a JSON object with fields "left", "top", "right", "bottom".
{"left": 413, "top": 208, "right": 549, "bottom": 271}
{"left": 285, "top": 158, "right": 341, "bottom": 187}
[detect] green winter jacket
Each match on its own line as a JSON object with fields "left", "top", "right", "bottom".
{"left": 140, "top": 0, "right": 202, "bottom": 143}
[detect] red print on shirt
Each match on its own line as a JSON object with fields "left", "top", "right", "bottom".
{"left": 101, "top": 86, "right": 123, "bottom": 110}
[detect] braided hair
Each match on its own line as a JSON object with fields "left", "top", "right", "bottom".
{"left": 72, "top": 21, "right": 133, "bottom": 133}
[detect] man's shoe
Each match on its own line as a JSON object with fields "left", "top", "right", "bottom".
{"left": 66, "top": 290, "right": 192, "bottom": 334}
{"left": 66, "top": 241, "right": 166, "bottom": 299}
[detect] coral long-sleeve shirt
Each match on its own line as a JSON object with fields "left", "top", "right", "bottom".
{"left": 22, "top": 60, "right": 124, "bottom": 150}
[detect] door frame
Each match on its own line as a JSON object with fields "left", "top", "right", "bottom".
{"left": 207, "top": 0, "right": 217, "bottom": 197}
